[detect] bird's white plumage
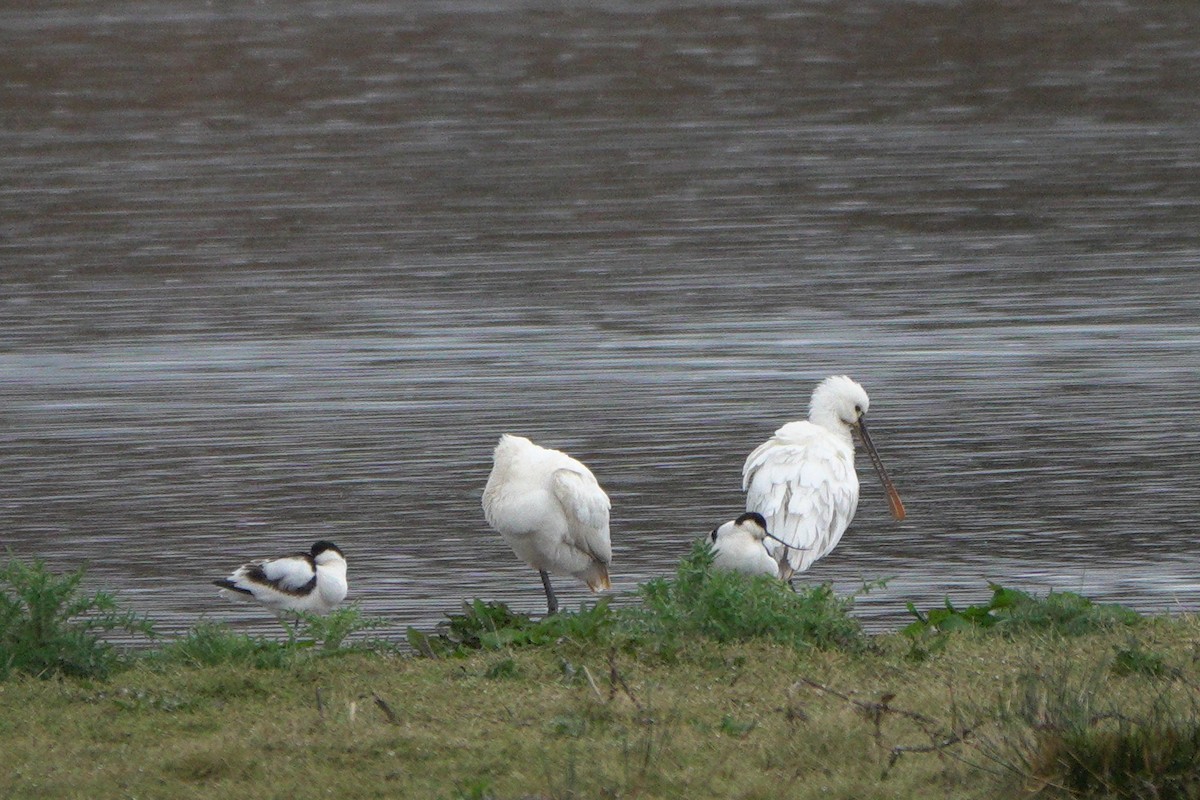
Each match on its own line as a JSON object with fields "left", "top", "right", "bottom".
{"left": 710, "top": 513, "right": 780, "bottom": 578}
{"left": 482, "top": 434, "right": 612, "bottom": 592}
{"left": 216, "top": 541, "right": 348, "bottom": 616}
{"left": 743, "top": 376, "right": 871, "bottom": 579}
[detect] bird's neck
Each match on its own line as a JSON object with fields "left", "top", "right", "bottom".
{"left": 810, "top": 409, "right": 854, "bottom": 447}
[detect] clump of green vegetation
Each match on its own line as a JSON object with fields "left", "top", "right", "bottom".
{"left": 0, "top": 557, "right": 155, "bottom": 680}
{"left": 294, "top": 604, "right": 390, "bottom": 652}
{"left": 151, "top": 622, "right": 295, "bottom": 669}
{"left": 409, "top": 542, "right": 863, "bottom": 658}
{"left": 903, "top": 583, "right": 1142, "bottom": 658}
{"left": 407, "top": 598, "right": 619, "bottom": 658}
{"left": 153, "top": 605, "right": 391, "bottom": 669}
{"left": 1111, "top": 640, "right": 1175, "bottom": 680}
{"left": 415, "top": 598, "right": 536, "bottom": 653}
{"left": 629, "top": 540, "right": 864, "bottom": 653}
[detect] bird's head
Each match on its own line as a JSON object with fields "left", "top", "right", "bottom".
{"left": 711, "top": 512, "right": 768, "bottom": 545}
{"left": 311, "top": 541, "right": 346, "bottom": 565}
{"left": 733, "top": 511, "right": 769, "bottom": 541}
{"left": 808, "top": 375, "right": 906, "bottom": 521}
{"left": 711, "top": 512, "right": 795, "bottom": 550}
{"left": 808, "top": 375, "right": 870, "bottom": 432}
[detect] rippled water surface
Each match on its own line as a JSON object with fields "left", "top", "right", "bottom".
{"left": 3, "top": 0, "right": 1200, "bottom": 638}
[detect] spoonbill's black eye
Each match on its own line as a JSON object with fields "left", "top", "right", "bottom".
{"left": 854, "top": 404, "right": 863, "bottom": 416}
{"left": 710, "top": 528, "right": 718, "bottom": 542}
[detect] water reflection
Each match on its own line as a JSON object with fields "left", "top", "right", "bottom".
{"left": 1, "top": 0, "right": 1199, "bottom": 639}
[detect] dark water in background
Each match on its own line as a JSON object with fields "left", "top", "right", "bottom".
{"left": 2, "top": 0, "right": 1199, "bottom": 639}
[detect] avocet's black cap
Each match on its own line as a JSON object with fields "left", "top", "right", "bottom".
{"left": 734, "top": 512, "right": 767, "bottom": 529}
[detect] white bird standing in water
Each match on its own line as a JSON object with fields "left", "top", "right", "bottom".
{"left": 482, "top": 434, "right": 612, "bottom": 614}
{"left": 743, "top": 376, "right": 905, "bottom": 580}
{"left": 214, "top": 540, "right": 349, "bottom": 620}
{"left": 709, "top": 511, "right": 788, "bottom": 578}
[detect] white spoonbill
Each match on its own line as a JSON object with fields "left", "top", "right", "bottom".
{"left": 482, "top": 434, "right": 612, "bottom": 615}
{"left": 709, "top": 511, "right": 789, "bottom": 578}
{"left": 214, "top": 540, "right": 348, "bottom": 619}
{"left": 743, "top": 375, "right": 905, "bottom": 580}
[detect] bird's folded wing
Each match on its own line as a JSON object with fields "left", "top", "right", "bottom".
{"left": 255, "top": 556, "right": 318, "bottom": 592}
{"left": 552, "top": 467, "right": 613, "bottom": 563}
{"left": 743, "top": 440, "right": 855, "bottom": 561}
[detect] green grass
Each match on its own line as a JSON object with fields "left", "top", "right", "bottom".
{"left": 150, "top": 621, "right": 298, "bottom": 669}
{"left": 6, "top": 621, "right": 1200, "bottom": 799}
{"left": 4, "top": 554, "right": 1200, "bottom": 798}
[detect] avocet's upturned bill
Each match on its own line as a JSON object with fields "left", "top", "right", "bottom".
{"left": 709, "top": 511, "right": 786, "bottom": 578}
{"left": 742, "top": 375, "right": 905, "bottom": 580}
{"left": 482, "top": 434, "right": 612, "bottom": 615}
{"left": 214, "top": 540, "right": 348, "bottom": 617}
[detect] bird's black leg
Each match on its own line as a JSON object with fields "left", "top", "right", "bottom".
{"left": 539, "top": 570, "right": 559, "bottom": 615}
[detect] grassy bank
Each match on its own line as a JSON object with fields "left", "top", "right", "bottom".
{"left": 4, "top": 552, "right": 1200, "bottom": 799}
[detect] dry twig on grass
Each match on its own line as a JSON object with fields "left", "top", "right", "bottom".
{"left": 372, "top": 692, "right": 400, "bottom": 724}
{"left": 795, "top": 677, "right": 975, "bottom": 774}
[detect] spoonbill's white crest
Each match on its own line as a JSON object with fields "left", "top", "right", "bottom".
{"left": 214, "top": 540, "right": 348, "bottom": 618}
{"left": 742, "top": 375, "right": 905, "bottom": 580}
{"left": 482, "top": 434, "right": 612, "bottom": 614}
{"left": 709, "top": 511, "right": 786, "bottom": 578}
